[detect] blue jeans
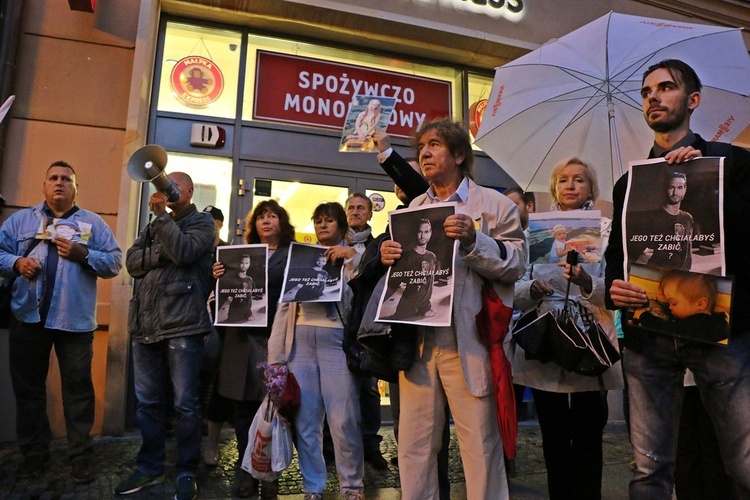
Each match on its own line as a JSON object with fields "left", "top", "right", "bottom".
{"left": 624, "top": 332, "right": 750, "bottom": 498}
{"left": 289, "top": 325, "right": 363, "bottom": 495}
{"left": 9, "top": 318, "right": 94, "bottom": 460}
{"left": 131, "top": 335, "right": 204, "bottom": 477}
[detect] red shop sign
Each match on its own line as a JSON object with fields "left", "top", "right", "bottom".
{"left": 253, "top": 51, "right": 452, "bottom": 138}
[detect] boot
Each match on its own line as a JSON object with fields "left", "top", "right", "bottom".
{"left": 261, "top": 479, "right": 279, "bottom": 499}
{"left": 233, "top": 469, "right": 259, "bottom": 498}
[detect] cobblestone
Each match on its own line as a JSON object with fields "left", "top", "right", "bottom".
{"left": 0, "top": 422, "right": 633, "bottom": 499}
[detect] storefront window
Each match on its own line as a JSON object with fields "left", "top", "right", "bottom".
{"left": 156, "top": 22, "right": 242, "bottom": 119}
{"left": 242, "top": 34, "right": 462, "bottom": 137}
{"left": 467, "top": 72, "right": 495, "bottom": 150}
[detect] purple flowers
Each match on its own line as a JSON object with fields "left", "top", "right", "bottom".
{"left": 257, "top": 361, "right": 289, "bottom": 406}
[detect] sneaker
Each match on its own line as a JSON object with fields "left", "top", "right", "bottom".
{"left": 303, "top": 494, "right": 324, "bottom": 500}
{"left": 364, "top": 450, "right": 388, "bottom": 470}
{"left": 175, "top": 474, "right": 197, "bottom": 500}
{"left": 114, "top": 469, "right": 166, "bottom": 495}
{"left": 15, "top": 454, "right": 50, "bottom": 479}
{"left": 71, "top": 456, "right": 95, "bottom": 484}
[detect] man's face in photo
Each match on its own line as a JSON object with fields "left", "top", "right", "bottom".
{"left": 666, "top": 177, "right": 687, "bottom": 206}
{"left": 417, "top": 222, "right": 432, "bottom": 246}
{"left": 240, "top": 256, "right": 250, "bottom": 273}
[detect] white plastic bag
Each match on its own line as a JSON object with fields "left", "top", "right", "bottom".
{"left": 241, "top": 395, "right": 281, "bottom": 481}
{"left": 271, "top": 414, "right": 293, "bottom": 472}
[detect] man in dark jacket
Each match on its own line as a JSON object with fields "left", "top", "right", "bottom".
{"left": 605, "top": 59, "right": 750, "bottom": 496}
{"left": 116, "top": 172, "right": 215, "bottom": 500}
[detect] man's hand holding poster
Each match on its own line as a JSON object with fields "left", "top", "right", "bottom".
{"left": 215, "top": 244, "right": 269, "bottom": 327}
{"left": 376, "top": 204, "right": 457, "bottom": 327}
{"left": 622, "top": 157, "right": 731, "bottom": 343}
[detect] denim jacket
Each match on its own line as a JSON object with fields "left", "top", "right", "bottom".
{"left": 0, "top": 202, "right": 122, "bottom": 331}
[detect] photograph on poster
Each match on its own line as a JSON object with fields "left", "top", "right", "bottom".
{"left": 624, "top": 263, "right": 732, "bottom": 344}
{"left": 339, "top": 95, "right": 397, "bottom": 152}
{"left": 215, "top": 244, "right": 268, "bottom": 327}
{"left": 527, "top": 211, "right": 602, "bottom": 266}
{"left": 35, "top": 218, "right": 93, "bottom": 245}
{"left": 376, "top": 204, "right": 457, "bottom": 327}
{"left": 624, "top": 157, "right": 724, "bottom": 277}
{"left": 280, "top": 242, "right": 343, "bottom": 303}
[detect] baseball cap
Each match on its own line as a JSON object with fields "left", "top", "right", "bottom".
{"left": 202, "top": 205, "right": 224, "bottom": 222}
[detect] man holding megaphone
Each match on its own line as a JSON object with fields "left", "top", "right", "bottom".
{"left": 117, "top": 171, "right": 214, "bottom": 500}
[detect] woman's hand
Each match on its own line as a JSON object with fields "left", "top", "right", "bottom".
{"left": 609, "top": 279, "right": 648, "bottom": 308}
{"left": 530, "top": 279, "right": 554, "bottom": 300}
{"left": 561, "top": 262, "right": 593, "bottom": 294}
{"left": 212, "top": 261, "right": 225, "bottom": 279}
{"left": 380, "top": 240, "right": 402, "bottom": 266}
{"left": 325, "top": 245, "right": 356, "bottom": 262}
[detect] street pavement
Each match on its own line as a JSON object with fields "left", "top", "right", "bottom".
{"left": 0, "top": 421, "right": 633, "bottom": 499}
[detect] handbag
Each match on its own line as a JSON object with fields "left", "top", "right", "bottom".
{"left": 241, "top": 394, "right": 281, "bottom": 482}
{"left": 270, "top": 413, "right": 293, "bottom": 472}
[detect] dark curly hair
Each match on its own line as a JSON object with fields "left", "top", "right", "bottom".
{"left": 244, "top": 199, "right": 296, "bottom": 245}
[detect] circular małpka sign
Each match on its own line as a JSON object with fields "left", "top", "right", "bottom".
{"left": 170, "top": 56, "right": 224, "bottom": 108}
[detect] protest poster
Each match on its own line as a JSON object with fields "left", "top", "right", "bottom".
{"left": 527, "top": 211, "right": 602, "bottom": 265}
{"left": 339, "top": 95, "right": 397, "bottom": 152}
{"left": 623, "top": 157, "right": 724, "bottom": 277}
{"left": 215, "top": 244, "right": 268, "bottom": 327}
{"left": 376, "top": 203, "right": 457, "bottom": 327}
{"left": 280, "top": 242, "right": 343, "bottom": 303}
{"left": 35, "top": 218, "right": 93, "bottom": 245}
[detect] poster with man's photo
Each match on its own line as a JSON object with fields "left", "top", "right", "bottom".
{"left": 280, "top": 242, "right": 344, "bottom": 303}
{"left": 376, "top": 204, "right": 457, "bottom": 327}
{"left": 527, "top": 211, "right": 602, "bottom": 266}
{"left": 623, "top": 264, "right": 732, "bottom": 344}
{"left": 215, "top": 245, "right": 268, "bottom": 327}
{"left": 623, "top": 157, "right": 725, "bottom": 278}
{"left": 339, "top": 95, "right": 397, "bottom": 152}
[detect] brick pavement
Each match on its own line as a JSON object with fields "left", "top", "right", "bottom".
{"left": 0, "top": 422, "right": 633, "bottom": 499}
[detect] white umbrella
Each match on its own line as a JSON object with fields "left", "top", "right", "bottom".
{"left": 474, "top": 12, "right": 750, "bottom": 201}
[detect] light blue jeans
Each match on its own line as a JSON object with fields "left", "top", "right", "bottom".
{"left": 624, "top": 332, "right": 750, "bottom": 498}
{"left": 289, "top": 325, "right": 364, "bottom": 496}
{"left": 131, "top": 335, "right": 204, "bottom": 477}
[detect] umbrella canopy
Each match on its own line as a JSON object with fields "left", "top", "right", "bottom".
{"left": 475, "top": 12, "right": 750, "bottom": 201}
{"left": 476, "top": 281, "right": 517, "bottom": 463}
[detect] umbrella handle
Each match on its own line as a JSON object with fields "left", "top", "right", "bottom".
{"left": 562, "top": 250, "right": 579, "bottom": 319}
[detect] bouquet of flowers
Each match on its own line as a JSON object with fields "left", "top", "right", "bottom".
{"left": 257, "top": 362, "right": 300, "bottom": 419}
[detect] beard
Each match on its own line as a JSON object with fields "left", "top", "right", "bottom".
{"left": 645, "top": 100, "right": 690, "bottom": 133}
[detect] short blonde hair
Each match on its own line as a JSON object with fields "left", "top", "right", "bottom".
{"left": 552, "top": 224, "right": 566, "bottom": 235}
{"left": 548, "top": 157, "right": 599, "bottom": 206}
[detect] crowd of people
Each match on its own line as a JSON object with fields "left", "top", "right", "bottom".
{"left": 1, "top": 58, "right": 750, "bottom": 500}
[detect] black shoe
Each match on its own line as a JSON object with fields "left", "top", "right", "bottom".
{"left": 71, "top": 456, "right": 96, "bottom": 484}
{"left": 365, "top": 450, "right": 389, "bottom": 470}
{"left": 174, "top": 474, "right": 197, "bottom": 500}
{"left": 260, "top": 479, "right": 279, "bottom": 499}
{"left": 16, "top": 454, "right": 50, "bottom": 479}
{"left": 233, "top": 469, "right": 259, "bottom": 498}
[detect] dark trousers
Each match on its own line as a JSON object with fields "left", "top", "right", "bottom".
{"left": 9, "top": 317, "right": 95, "bottom": 460}
{"left": 231, "top": 398, "right": 262, "bottom": 464}
{"left": 674, "top": 386, "right": 736, "bottom": 500}
{"left": 532, "top": 388, "right": 608, "bottom": 500}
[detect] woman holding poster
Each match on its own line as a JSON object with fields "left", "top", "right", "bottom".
{"left": 511, "top": 157, "right": 623, "bottom": 500}
{"left": 212, "top": 199, "right": 295, "bottom": 499}
{"left": 267, "top": 202, "right": 364, "bottom": 500}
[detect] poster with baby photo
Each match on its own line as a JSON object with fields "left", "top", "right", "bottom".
{"left": 280, "top": 242, "right": 343, "bottom": 303}
{"left": 623, "top": 263, "right": 732, "bottom": 344}
{"left": 376, "top": 203, "right": 457, "bottom": 327}
{"left": 527, "top": 211, "right": 602, "bottom": 266}
{"left": 215, "top": 244, "right": 268, "bottom": 327}
{"left": 339, "top": 95, "right": 397, "bottom": 152}
{"left": 35, "top": 218, "right": 93, "bottom": 245}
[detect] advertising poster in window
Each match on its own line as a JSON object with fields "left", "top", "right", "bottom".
{"left": 339, "top": 95, "right": 397, "bottom": 152}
